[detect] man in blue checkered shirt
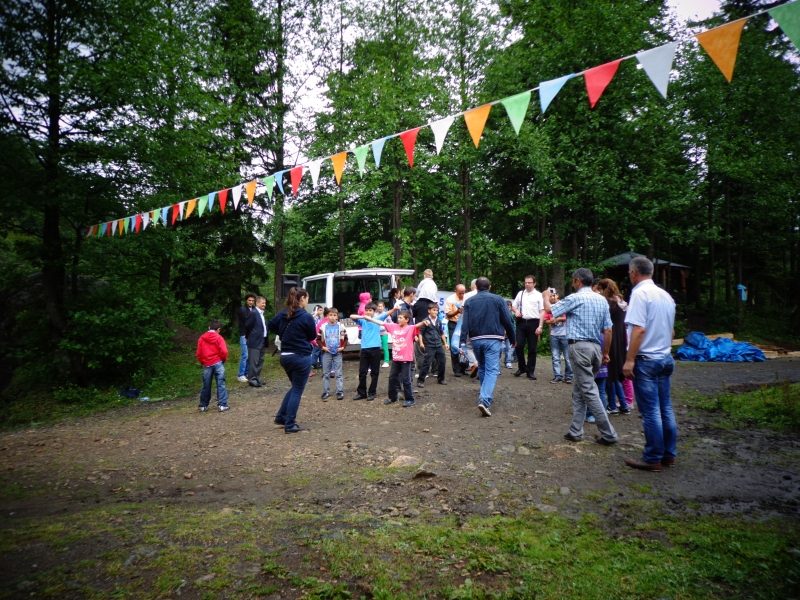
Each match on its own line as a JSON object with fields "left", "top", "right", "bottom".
{"left": 543, "top": 268, "right": 618, "bottom": 445}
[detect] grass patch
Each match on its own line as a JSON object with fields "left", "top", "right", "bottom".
{"left": 686, "top": 382, "right": 800, "bottom": 432}
{"left": 1, "top": 504, "right": 798, "bottom": 599}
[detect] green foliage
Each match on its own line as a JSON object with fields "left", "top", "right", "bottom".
{"left": 58, "top": 289, "right": 173, "bottom": 384}
{"left": 687, "top": 382, "right": 800, "bottom": 432}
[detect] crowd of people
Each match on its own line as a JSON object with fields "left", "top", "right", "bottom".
{"left": 197, "top": 257, "right": 677, "bottom": 472}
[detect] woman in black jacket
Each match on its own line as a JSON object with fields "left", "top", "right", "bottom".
{"left": 267, "top": 287, "right": 317, "bottom": 433}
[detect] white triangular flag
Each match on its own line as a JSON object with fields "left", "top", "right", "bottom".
{"left": 232, "top": 184, "right": 242, "bottom": 210}
{"left": 142, "top": 212, "right": 150, "bottom": 230}
{"left": 429, "top": 116, "right": 455, "bottom": 155}
{"left": 309, "top": 160, "right": 322, "bottom": 188}
{"left": 179, "top": 201, "right": 186, "bottom": 220}
{"left": 636, "top": 42, "right": 679, "bottom": 99}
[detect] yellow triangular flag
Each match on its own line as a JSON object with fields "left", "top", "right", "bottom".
{"left": 186, "top": 199, "right": 197, "bottom": 218}
{"left": 331, "top": 152, "right": 347, "bottom": 185}
{"left": 150, "top": 210, "right": 157, "bottom": 227}
{"left": 245, "top": 181, "right": 256, "bottom": 205}
{"left": 117, "top": 219, "right": 125, "bottom": 235}
{"left": 695, "top": 19, "right": 747, "bottom": 82}
{"left": 463, "top": 104, "right": 492, "bottom": 149}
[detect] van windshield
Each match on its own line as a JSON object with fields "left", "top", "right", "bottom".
{"left": 333, "top": 276, "right": 391, "bottom": 314}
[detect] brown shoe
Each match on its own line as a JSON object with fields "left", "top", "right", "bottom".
{"left": 662, "top": 457, "right": 676, "bottom": 467}
{"left": 625, "top": 458, "right": 662, "bottom": 472}
{"left": 469, "top": 365, "right": 479, "bottom": 379}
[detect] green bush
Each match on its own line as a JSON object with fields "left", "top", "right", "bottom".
{"left": 59, "top": 289, "right": 173, "bottom": 384}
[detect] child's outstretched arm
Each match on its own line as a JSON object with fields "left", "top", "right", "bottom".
{"left": 357, "top": 315, "right": 384, "bottom": 326}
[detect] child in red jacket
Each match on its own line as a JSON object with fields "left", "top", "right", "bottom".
{"left": 196, "top": 320, "right": 230, "bottom": 412}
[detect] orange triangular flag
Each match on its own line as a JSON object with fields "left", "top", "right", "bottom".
{"left": 331, "top": 152, "right": 347, "bottom": 185}
{"left": 463, "top": 104, "right": 492, "bottom": 148}
{"left": 186, "top": 199, "right": 197, "bottom": 218}
{"left": 399, "top": 128, "right": 421, "bottom": 168}
{"left": 117, "top": 219, "right": 124, "bottom": 235}
{"left": 695, "top": 19, "right": 747, "bottom": 82}
{"left": 245, "top": 180, "right": 256, "bottom": 205}
{"left": 218, "top": 189, "right": 228, "bottom": 214}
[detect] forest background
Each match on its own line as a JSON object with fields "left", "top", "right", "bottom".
{"left": 1, "top": 0, "right": 799, "bottom": 416}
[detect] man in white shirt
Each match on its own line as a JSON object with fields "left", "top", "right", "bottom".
{"left": 416, "top": 269, "right": 438, "bottom": 304}
{"left": 623, "top": 257, "right": 677, "bottom": 473}
{"left": 511, "top": 275, "right": 545, "bottom": 380}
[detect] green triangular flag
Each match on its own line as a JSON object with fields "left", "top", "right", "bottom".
{"left": 500, "top": 91, "right": 531, "bottom": 135}
{"left": 770, "top": 2, "right": 800, "bottom": 50}
{"left": 198, "top": 195, "right": 207, "bottom": 216}
{"left": 354, "top": 145, "right": 369, "bottom": 178}
{"left": 263, "top": 175, "right": 275, "bottom": 201}
{"left": 124, "top": 217, "right": 131, "bottom": 232}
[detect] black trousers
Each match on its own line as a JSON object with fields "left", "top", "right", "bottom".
{"left": 248, "top": 345, "right": 265, "bottom": 383}
{"left": 448, "top": 320, "right": 467, "bottom": 374}
{"left": 515, "top": 318, "right": 540, "bottom": 375}
{"left": 418, "top": 345, "right": 446, "bottom": 382}
{"left": 388, "top": 361, "right": 414, "bottom": 401}
{"left": 357, "top": 347, "right": 383, "bottom": 396}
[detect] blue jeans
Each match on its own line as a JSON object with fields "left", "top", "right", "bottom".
{"left": 238, "top": 336, "right": 249, "bottom": 377}
{"left": 587, "top": 377, "right": 607, "bottom": 418}
{"left": 502, "top": 339, "right": 513, "bottom": 364}
{"left": 311, "top": 344, "right": 322, "bottom": 368}
{"left": 472, "top": 338, "right": 502, "bottom": 408}
{"left": 550, "top": 336, "right": 572, "bottom": 379}
{"left": 200, "top": 362, "right": 228, "bottom": 407}
{"left": 606, "top": 378, "right": 625, "bottom": 410}
{"left": 633, "top": 355, "right": 677, "bottom": 464}
{"left": 276, "top": 354, "right": 312, "bottom": 430}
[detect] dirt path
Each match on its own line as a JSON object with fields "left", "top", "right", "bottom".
{"left": 2, "top": 356, "right": 798, "bottom": 526}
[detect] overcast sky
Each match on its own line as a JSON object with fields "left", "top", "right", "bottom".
{"left": 668, "top": 0, "right": 722, "bottom": 23}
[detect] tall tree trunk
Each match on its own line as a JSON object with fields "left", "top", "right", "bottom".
{"left": 392, "top": 180, "right": 402, "bottom": 267}
{"left": 409, "top": 199, "right": 418, "bottom": 278}
{"left": 338, "top": 191, "right": 345, "bottom": 269}
{"left": 724, "top": 191, "right": 731, "bottom": 304}
{"left": 551, "top": 223, "right": 564, "bottom": 296}
{"left": 708, "top": 197, "right": 716, "bottom": 308}
{"left": 272, "top": 0, "right": 287, "bottom": 313}
{"left": 455, "top": 228, "right": 461, "bottom": 285}
{"left": 737, "top": 215, "right": 744, "bottom": 329}
{"left": 460, "top": 161, "right": 471, "bottom": 276}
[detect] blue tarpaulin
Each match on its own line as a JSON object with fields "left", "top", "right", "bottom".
{"left": 675, "top": 332, "right": 766, "bottom": 363}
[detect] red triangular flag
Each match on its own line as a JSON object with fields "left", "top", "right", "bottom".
{"left": 584, "top": 59, "right": 623, "bottom": 108}
{"left": 399, "top": 128, "right": 422, "bottom": 168}
{"left": 218, "top": 189, "right": 228, "bottom": 214}
{"left": 290, "top": 166, "right": 304, "bottom": 196}
{"left": 171, "top": 204, "right": 179, "bottom": 225}
{"left": 135, "top": 214, "right": 142, "bottom": 232}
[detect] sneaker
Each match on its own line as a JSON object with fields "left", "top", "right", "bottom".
{"left": 505, "top": 362, "right": 513, "bottom": 369}
{"left": 382, "top": 362, "right": 390, "bottom": 368}
{"left": 564, "top": 378, "right": 573, "bottom": 384}
{"left": 384, "top": 398, "right": 398, "bottom": 405}
{"left": 321, "top": 391, "right": 330, "bottom": 400}
{"left": 478, "top": 401, "right": 491, "bottom": 417}
{"left": 198, "top": 406, "right": 208, "bottom": 412}
{"left": 620, "top": 407, "right": 631, "bottom": 415}
{"left": 594, "top": 435, "right": 617, "bottom": 446}
{"left": 218, "top": 405, "right": 230, "bottom": 412}
{"left": 549, "top": 377, "right": 563, "bottom": 384}
{"left": 606, "top": 407, "right": 620, "bottom": 415}
{"left": 417, "top": 382, "right": 425, "bottom": 388}
{"left": 336, "top": 392, "right": 344, "bottom": 400}
{"left": 403, "top": 399, "right": 416, "bottom": 407}
{"left": 415, "top": 373, "right": 420, "bottom": 378}
{"left": 585, "top": 415, "right": 596, "bottom": 424}
{"left": 564, "top": 433, "right": 582, "bottom": 442}
{"left": 237, "top": 375, "right": 248, "bottom": 383}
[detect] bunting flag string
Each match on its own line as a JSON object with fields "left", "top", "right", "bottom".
{"left": 83, "top": 1, "right": 800, "bottom": 239}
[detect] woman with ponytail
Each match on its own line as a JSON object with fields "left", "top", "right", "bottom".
{"left": 267, "top": 287, "right": 317, "bottom": 433}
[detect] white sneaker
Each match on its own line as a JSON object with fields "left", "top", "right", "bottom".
{"left": 505, "top": 362, "right": 512, "bottom": 369}
{"left": 237, "top": 376, "right": 248, "bottom": 383}
{"left": 218, "top": 405, "right": 230, "bottom": 412}
{"left": 415, "top": 373, "right": 419, "bottom": 378}
{"left": 381, "top": 362, "right": 390, "bottom": 368}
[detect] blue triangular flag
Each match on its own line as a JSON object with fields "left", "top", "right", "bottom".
{"left": 372, "top": 137, "right": 389, "bottom": 169}
{"left": 100, "top": 222, "right": 107, "bottom": 236}
{"left": 161, "top": 207, "right": 169, "bottom": 225}
{"left": 207, "top": 192, "right": 215, "bottom": 212}
{"left": 275, "top": 170, "right": 286, "bottom": 195}
{"left": 539, "top": 74, "right": 576, "bottom": 113}
{"left": 636, "top": 42, "right": 679, "bottom": 99}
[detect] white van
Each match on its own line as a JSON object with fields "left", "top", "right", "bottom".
{"left": 301, "top": 268, "right": 451, "bottom": 351}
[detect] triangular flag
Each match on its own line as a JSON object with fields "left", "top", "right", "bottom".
{"left": 463, "top": 104, "right": 492, "bottom": 148}
{"left": 636, "top": 42, "right": 679, "bottom": 99}
{"left": 124, "top": 217, "right": 131, "bottom": 232}
{"left": 263, "top": 175, "right": 275, "bottom": 201}
{"left": 150, "top": 210, "right": 157, "bottom": 226}
{"left": 179, "top": 201, "right": 186, "bottom": 220}
{"left": 107, "top": 222, "right": 113, "bottom": 236}
{"left": 695, "top": 19, "right": 747, "bottom": 82}
{"left": 198, "top": 196, "right": 207, "bottom": 216}
{"left": 372, "top": 137, "right": 388, "bottom": 169}
{"left": 331, "top": 152, "right": 347, "bottom": 185}
{"left": 430, "top": 116, "right": 454, "bottom": 155}
{"left": 135, "top": 214, "right": 142, "bottom": 233}
{"left": 245, "top": 180, "right": 256, "bottom": 205}
{"left": 399, "top": 128, "right": 421, "bottom": 168}
{"left": 354, "top": 146, "right": 369, "bottom": 178}
{"left": 309, "top": 160, "right": 322, "bottom": 187}
{"left": 218, "top": 189, "right": 228, "bottom": 214}
{"left": 118, "top": 219, "right": 125, "bottom": 235}
{"left": 539, "top": 74, "right": 576, "bottom": 113}
{"left": 290, "top": 166, "right": 304, "bottom": 196}
{"left": 500, "top": 91, "right": 531, "bottom": 135}
{"left": 275, "top": 170, "right": 287, "bottom": 196}
{"left": 207, "top": 192, "right": 215, "bottom": 213}
{"left": 185, "top": 199, "right": 197, "bottom": 218}
{"left": 161, "top": 207, "right": 169, "bottom": 225}
{"left": 171, "top": 204, "right": 179, "bottom": 225}
{"left": 584, "top": 59, "right": 623, "bottom": 108}
{"left": 100, "top": 222, "right": 108, "bottom": 237}
{"left": 231, "top": 184, "right": 242, "bottom": 210}
{"left": 85, "top": 226, "right": 92, "bottom": 238}
{"left": 142, "top": 212, "right": 150, "bottom": 230}
{"left": 770, "top": 2, "right": 800, "bottom": 50}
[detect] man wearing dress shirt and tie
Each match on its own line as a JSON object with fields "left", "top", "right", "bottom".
{"left": 511, "top": 275, "right": 545, "bottom": 380}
